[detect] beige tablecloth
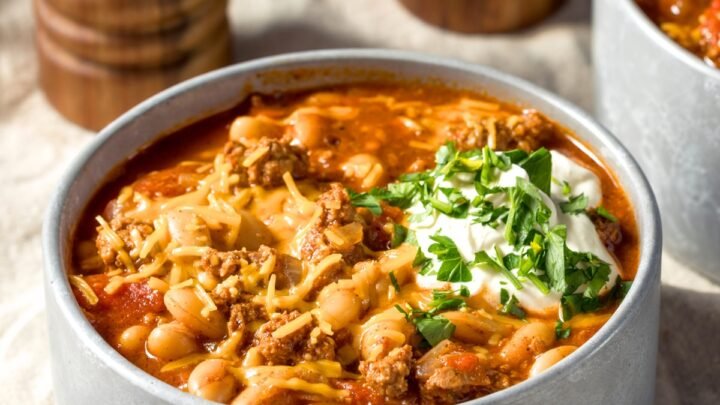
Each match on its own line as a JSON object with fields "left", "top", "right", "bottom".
{"left": 1, "top": 0, "right": 718, "bottom": 403}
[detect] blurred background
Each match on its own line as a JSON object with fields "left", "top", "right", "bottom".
{"left": 0, "top": 0, "right": 717, "bottom": 403}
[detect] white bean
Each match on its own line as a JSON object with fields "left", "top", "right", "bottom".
{"left": 188, "top": 359, "right": 237, "bottom": 403}
{"left": 229, "top": 117, "right": 281, "bottom": 146}
{"left": 318, "top": 285, "right": 362, "bottom": 330}
{"left": 292, "top": 113, "right": 327, "bottom": 148}
{"left": 441, "top": 311, "right": 511, "bottom": 344}
{"left": 500, "top": 322, "right": 556, "bottom": 367}
{"left": 341, "top": 154, "right": 386, "bottom": 189}
{"left": 529, "top": 345, "right": 577, "bottom": 377}
{"left": 147, "top": 321, "right": 198, "bottom": 361}
{"left": 167, "top": 209, "right": 210, "bottom": 247}
{"left": 163, "top": 288, "right": 227, "bottom": 339}
{"left": 117, "top": 325, "right": 151, "bottom": 356}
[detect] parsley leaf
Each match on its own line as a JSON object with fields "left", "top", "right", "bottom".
{"left": 471, "top": 200, "right": 509, "bottom": 228}
{"left": 376, "top": 182, "right": 419, "bottom": 208}
{"left": 415, "top": 316, "right": 456, "bottom": 346}
{"left": 429, "top": 289, "right": 467, "bottom": 311}
{"left": 474, "top": 249, "right": 523, "bottom": 290}
{"left": 499, "top": 288, "right": 526, "bottom": 319}
{"left": 596, "top": 206, "right": 618, "bottom": 222}
{"left": 434, "top": 187, "right": 469, "bottom": 218}
{"left": 555, "top": 320, "right": 571, "bottom": 339}
{"left": 347, "top": 189, "right": 382, "bottom": 215}
{"left": 545, "top": 225, "right": 568, "bottom": 292}
{"left": 519, "top": 147, "right": 552, "bottom": 194}
{"left": 389, "top": 271, "right": 401, "bottom": 293}
{"left": 560, "top": 194, "right": 589, "bottom": 214}
{"left": 561, "top": 294, "right": 601, "bottom": 320}
{"left": 562, "top": 180, "right": 572, "bottom": 196}
{"left": 391, "top": 224, "right": 409, "bottom": 248}
{"left": 617, "top": 280, "right": 632, "bottom": 298}
{"left": 394, "top": 292, "right": 461, "bottom": 347}
{"left": 504, "top": 149, "right": 529, "bottom": 164}
{"left": 505, "top": 177, "right": 552, "bottom": 246}
{"left": 428, "top": 235, "right": 472, "bottom": 282}
{"left": 409, "top": 234, "right": 433, "bottom": 275}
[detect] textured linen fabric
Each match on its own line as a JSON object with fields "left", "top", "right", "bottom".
{"left": 0, "top": 0, "right": 717, "bottom": 403}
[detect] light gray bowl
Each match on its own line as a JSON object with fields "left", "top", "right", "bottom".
{"left": 43, "top": 49, "right": 662, "bottom": 405}
{"left": 594, "top": 0, "right": 720, "bottom": 282}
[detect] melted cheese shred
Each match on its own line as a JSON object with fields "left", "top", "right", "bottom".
{"left": 239, "top": 361, "right": 350, "bottom": 400}
{"left": 272, "top": 312, "right": 313, "bottom": 339}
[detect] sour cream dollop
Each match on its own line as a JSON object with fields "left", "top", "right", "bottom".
{"left": 411, "top": 151, "right": 618, "bottom": 316}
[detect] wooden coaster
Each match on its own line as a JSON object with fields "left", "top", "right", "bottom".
{"left": 399, "top": 0, "right": 566, "bottom": 33}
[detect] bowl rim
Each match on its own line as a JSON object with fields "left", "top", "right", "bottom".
{"left": 43, "top": 48, "right": 662, "bottom": 404}
{"left": 618, "top": 0, "right": 720, "bottom": 79}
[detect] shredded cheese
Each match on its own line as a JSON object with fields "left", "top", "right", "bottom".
{"left": 69, "top": 275, "right": 99, "bottom": 305}
{"left": 242, "top": 145, "right": 270, "bottom": 167}
{"left": 272, "top": 312, "right": 313, "bottom": 339}
{"left": 160, "top": 353, "right": 211, "bottom": 373}
{"left": 266, "top": 274, "right": 276, "bottom": 315}
{"left": 282, "top": 172, "right": 316, "bottom": 215}
{"left": 104, "top": 275, "right": 125, "bottom": 295}
{"left": 266, "top": 377, "right": 348, "bottom": 399}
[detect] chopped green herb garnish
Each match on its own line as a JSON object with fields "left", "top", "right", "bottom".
{"left": 474, "top": 250, "right": 523, "bottom": 290}
{"left": 505, "top": 177, "right": 552, "bottom": 246}
{"left": 394, "top": 291, "right": 462, "bottom": 347}
{"left": 436, "top": 187, "right": 469, "bottom": 218}
{"left": 471, "top": 200, "right": 509, "bottom": 228}
{"left": 561, "top": 294, "right": 601, "bottom": 321}
{"left": 391, "top": 224, "right": 408, "bottom": 248}
{"left": 499, "top": 288, "right": 526, "bottom": 319}
{"left": 596, "top": 206, "right": 618, "bottom": 222}
{"left": 609, "top": 279, "right": 633, "bottom": 299}
{"left": 560, "top": 194, "right": 589, "bottom": 214}
{"left": 414, "top": 316, "right": 456, "bottom": 346}
{"left": 618, "top": 280, "right": 632, "bottom": 298}
{"left": 429, "top": 289, "right": 467, "bottom": 311}
{"left": 428, "top": 235, "right": 472, "bottom": 282}
{"left": 410, "top": 237, "right": 433, "bottom": 276}
{"left": 389, "top": 271, "right": 401, "bottom": 293}
{"left": 526, "top": 273, "right": 550, "bottom": 295}
{"left": 555, "top": 320, "right": 571, "bottom": 339}
{"left": 347, "top": 189, "right": 383, "bottom": 215}
{"left": 519, "top": 147, "right": 552, "bottom": 194}
{"left": 545, "top": 225, "right": 568, "bottom": 292}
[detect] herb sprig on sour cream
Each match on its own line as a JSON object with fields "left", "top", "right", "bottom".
{"left": 349, "top": 143, "right": 628, "bottom": 343}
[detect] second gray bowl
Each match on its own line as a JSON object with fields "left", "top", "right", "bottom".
{"left": 594, "top": 0, "right": 720, "bottom": 282}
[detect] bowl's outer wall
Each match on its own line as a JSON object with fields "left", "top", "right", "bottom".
{"left": 594, "top": 0, "right": 720, "bottom": 282}
{"left": 45, "top": 52, "right": 661, "bottom": 405}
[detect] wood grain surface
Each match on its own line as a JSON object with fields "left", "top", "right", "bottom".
{"left": 44, "top": 0, "right": 208, "bottom": 33}
{"left": 34, "top": 0, "right": 231, "bottom": 130}
{"left": 399, "top": 0, "right": 566, "bottom": 33}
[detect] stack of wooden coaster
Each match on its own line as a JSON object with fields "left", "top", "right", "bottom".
{"left": 34, "top": 0, "right": 231, "bottom": 131}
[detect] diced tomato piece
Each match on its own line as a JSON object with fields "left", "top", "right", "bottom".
{"left": 72, "top": 274, "right": 165, "bottom": 335}
{"left": 444, "top": 352, "right": 481, "bottom": 373}
{"left": 333, "top": 380, "right": 385, "bottom": 405}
